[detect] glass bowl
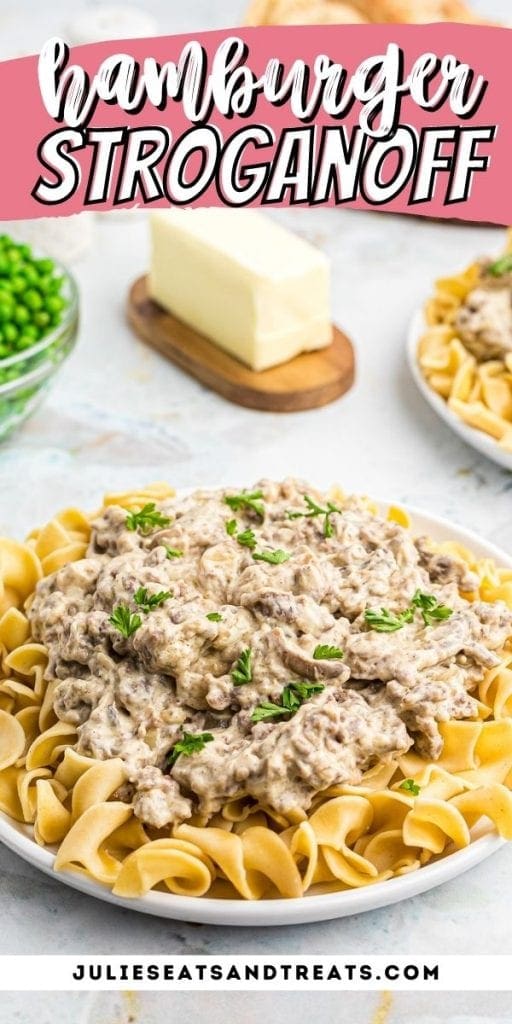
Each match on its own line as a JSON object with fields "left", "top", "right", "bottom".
{"left": 0, "top": 266, "right": 79, "bottom": 440}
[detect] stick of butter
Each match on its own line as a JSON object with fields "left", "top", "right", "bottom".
{"left": 148, "top": 209, "right": 332, "bottom": 372}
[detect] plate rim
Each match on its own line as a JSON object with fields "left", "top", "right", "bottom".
{"left": 406, "top": 308, "right": 512, "bottom": 472}
{"left": 1, "top": 499, "right": 511, "bottom": 926}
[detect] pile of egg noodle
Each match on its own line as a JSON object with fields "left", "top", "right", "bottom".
{"left": 418, "top": 231, "right": 512, "bottom": 454}
{"left": 1, "top": 483, "right": 512, "bottom": 902}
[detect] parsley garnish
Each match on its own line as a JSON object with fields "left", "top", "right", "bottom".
{"left": 206, "top": 612, "right": 223, "bottom": 622}
{"left": 125, "top": 503, "right": 171, "bottom": 535}
{"left": 488, "top": 254, "right": 512, "bottom": 277}
{"left": 133, "top": 587, "right": 172, "bottom": 614}
{"left": 250, "top": 701, "right": 286, "bottom": 723}
{"left": 237, "top": 528, "right": 257, "bottom": 550}
{"left": 232, "top": 648, "right": 253, "bottom": 685}
{"left": 251, "top": 681, "right": 324, "bottom": 723}
{"left": 365, "top": 592, "right": 453, "bottom": 633}
{"left": 364, "top": 607, "right": 414, "bottom": 633}
{"left": 225, "top": 519, "right": 264, "bottom": 553}
{"left": 411, "top": 591, "right": 453, "bottom": 627}
{"left": 167, "top": 731, "right": 214, "bottom": 767}
{"left": 286, "top": 495, "right": 341, "bottom": 538}
{"left": 225, "top": 490, "right": 265, "bottom": 519}
{"left": 109, "top": 605, "right": 142, "bottom": 638}
{"left": 225, "top": 514, "right": 289, "bottom": 562}
{"left": 283, "top": 680, "right": 325, "bottom": 708}
{"left": 252, "top": 549, "right": 291, "bottom": 565}
{"left": 313, "top": 644, "right": 344, "bottom": 660}
{"left": 165, "top": 547, "right": 183, "bottom": 559}
{"left": 399, "top": 778, "right": 421, "bottom": 796}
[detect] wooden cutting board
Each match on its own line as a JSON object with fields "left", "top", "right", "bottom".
{"left": 127, "top": 275, "right": 355, "bottom": 413}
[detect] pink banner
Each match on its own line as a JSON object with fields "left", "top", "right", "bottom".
{"left": 0, "top": 24, "right": 510, "bottom": 223}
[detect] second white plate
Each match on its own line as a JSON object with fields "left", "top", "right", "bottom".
{"left": 407, "top": 309, "right": 512, "bottom": 473}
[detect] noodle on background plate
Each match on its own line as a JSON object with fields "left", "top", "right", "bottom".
{"left": 0, "top": 484, "right": 512, "bottom": 902}
{"left": 418, "top": 230, "right": 512, "bottom": 454}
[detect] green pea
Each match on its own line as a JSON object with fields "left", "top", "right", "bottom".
{"left": 6, "top": 247, "right": 22, "bottom": 264}
{"left": 47, "top": 275, "right": 63, "bottom": 294}
{"left": 22, "top": 324, "right": 38, "bottom": 340}
{"left": 35, "top": 258, "right": 54, "bottom": 275}
{"left": 24, "top": 288, "right": 43, "bottom": 311}
{"left": 0, "top": 301, "right": 13, "bottom": 323}
{"left": 9, "top": 274, "right": 27, "bottom": 295}
{"left": 5, "top": 368, "right": 18, "bottom": 381}
{"left": 17, "top": 335, "right": 36, "bottom": 350}
{"left": 13, "top": 305, "right": 30, "bottom": 326}
{"left": 3, "top": 324, "right": 18, "bottom": 344}
{"left": 36, "top": 274, "right": 51, "bottom": 292}
{"left": 23, "top": 266, "right": 39, "bottom": 287}
{"left": 0, "top": 256, "right": 10, "bottom": 276}
{"left": 17, "top": 244, "right": 32, "bottom": 260}
{"left": 44, "top": 294, "right": 65, "bottom": 315}
{"left": 33, "top": 310, "right": 50, "bottom": 330}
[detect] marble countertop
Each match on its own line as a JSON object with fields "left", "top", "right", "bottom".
{"left": 0, "top": 0, "right": 511, "bottom": 1020}
{"left": 4, "top": 991, "right": 512, "bottom": 1024}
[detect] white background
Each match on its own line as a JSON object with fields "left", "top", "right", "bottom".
{"left": 0, "top": 0, "right": 511, "bottom": 1021}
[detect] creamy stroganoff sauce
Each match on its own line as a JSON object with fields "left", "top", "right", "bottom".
{"left": 28, "top": 481, "right": 512, "bottom": 829}
{"left": 456, "top": 259, "right": 512, "bottom": 362}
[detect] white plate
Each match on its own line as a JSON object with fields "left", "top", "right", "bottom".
{"left": 1, "top": 503, "right": 510, "bottom": 926}
{"left": 407, "top": 309, "right": 512, "bottom": 473}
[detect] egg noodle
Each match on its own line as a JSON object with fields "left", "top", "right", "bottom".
{"left": 0, "top": 483, "right": 512, "bottom": 902}
{"left": 418, "top": 231, "right": 512, "bottom": 454}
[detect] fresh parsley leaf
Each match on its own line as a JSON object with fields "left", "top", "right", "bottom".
{"left": 231, "top": 648, "right": 253, "bottom": 685}
{"left": 281, "top": 686, "right": 302, "bottom": 713}
{"left": 252, "top": 549, "right": 291, "bottom": 565}
{"left": 423, "top": 605, "right": 453, "bottom": 625}
{"left": 399, "top": 778, "right": 421, "bottom": 796}
{"left": 206, "top": 612, "right": 223, "bottom": 622}
{"left": 488, "top": 254, "right": 512, "bottom": 277}
{"left": 251, "top": 680, "right": 325, "bottom": 723}
{"left": 364, "top": 607, "right": 414, "bottom": 633}
{"left": 365, "top": 593, "right": 453, "bottom": 633}
{"left": 109, "top": 605, "right": 142, "bottom": 638}
{"left": 285, "top": 681, "right": 325, "bottom": 704}
{"left": 286, "top": 494, "right": 341, "bottom": 538}
{"left": 251, "top": 701, "right": 288, "bottom": 723}
{"left": 165, "top": 547, "right": 183, "bottom": 559}
{"left": 323, "top": 500, "right": 342, "bottom": 538}
{"left": 133, "top": 587, "right": 172, "bottom": 614}
{"left": 237, "top": 528, "right": 257, "bottom": 550}
{"left": 313, "top": 644, "right": 344, "bottom": 660}
{"left": 225, "top": 519, "right": 258, "bottom": 550}
{"left": 225, "top": 490, "right": 265, "bottom": 519}
{"left": 411, "top": 590, "right": 453, "bottom": 627}
{"left": 125, "top": 503, "right": 171, "bottom": 535}
{"left": 287, "top": 495, "right": 325, "bottom": 520}
{"left": 167, "top": 731, "right": 214, "bottom": 767}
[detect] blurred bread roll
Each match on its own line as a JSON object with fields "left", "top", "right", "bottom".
{"left": 245, "top": 0, "right": 491, "bottom": 25}
{"left": 245, "top": 0, "right": 369, "bottom": 25}
{"left": 361, "top": 0, "right": 485, "bottom": 22}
